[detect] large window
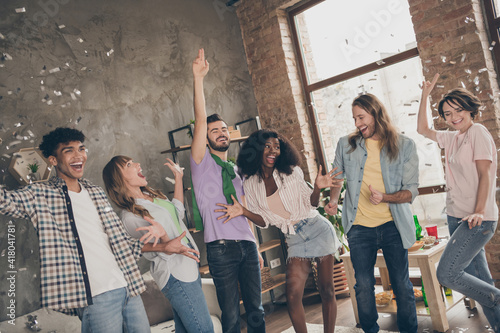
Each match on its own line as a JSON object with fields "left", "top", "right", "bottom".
{"left": 289, "top": 0, "right": 446, "bottom": 222}
{"left": 483, "top": 0, "right": 500, "bottom": 72}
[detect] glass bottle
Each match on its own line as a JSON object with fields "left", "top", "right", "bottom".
{"left": 414, "top": 215, "right": 423, "bottom": 240}
{"left": 444, "top": 286, "right": 453, "bottom": 296}
{"left": 421, "top": 277, "right": 428, "bottom": 307}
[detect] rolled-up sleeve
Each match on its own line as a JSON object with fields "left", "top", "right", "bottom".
{"left": 401, "top": 138, "right": 419, "bottom": 203}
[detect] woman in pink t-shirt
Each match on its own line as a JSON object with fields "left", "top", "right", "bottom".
{"left": 418, "top": 74, "right": 500, "bottom": 332}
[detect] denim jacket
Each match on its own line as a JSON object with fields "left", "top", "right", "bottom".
{"left": 332, "top": 134, "right": 419, "bottom": 249}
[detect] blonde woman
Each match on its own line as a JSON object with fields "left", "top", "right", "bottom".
{"left": 103, "top": 156, "right": 213, "bottom": 333}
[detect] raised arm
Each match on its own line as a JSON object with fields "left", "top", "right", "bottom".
{"left": 191, "top": 48, "right": 210, "bottom": 164}
{"left": 164, "top": 158, "right": 184, "bottom": 202}
{"left": 417, "top": 73, "right": 439, "bottom": 142}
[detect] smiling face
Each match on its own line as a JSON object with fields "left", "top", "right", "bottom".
{"left": 442, "top": 100, "right": 474, "bottom": 133}
{"left": 207, "top": 120, "right": 230, "bottom": 152}
{"left": 262, "top": 137, "right": 280, "bottom": 170}
{"left": 119, "top": 158, "right": 148, "bottom": 189}
{"left": 48, "top": 141, "right": 87, "bottom": 183}
{"left": 352, "top": 105, "right": 379, "bottom": 140}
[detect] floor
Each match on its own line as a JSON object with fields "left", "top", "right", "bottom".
{"left": 242, "top": 290, "right": 491, "bottom": 332}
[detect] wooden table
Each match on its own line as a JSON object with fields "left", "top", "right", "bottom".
{"left": 340, "top": 241, "right": 475, "bottom": 332}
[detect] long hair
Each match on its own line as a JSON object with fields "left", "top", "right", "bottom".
{"left": 237, "top": 129, "right": 301, "bottom": 180}
{"left": 349, "top": 94, "right": 399, "bottom": 161}
{"left": 438, "top": 88, "right": 481, "bottom": 120}
{"left": 102, "top": 155, "right": 167, "bottom": 219}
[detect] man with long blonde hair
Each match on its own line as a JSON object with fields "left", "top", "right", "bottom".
{"left": 326, "top": 94, "right": 419, "bottom": 333}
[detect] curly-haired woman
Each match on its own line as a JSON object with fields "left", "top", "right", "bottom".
{"left": 216, "top": 129, "right": 342, "bottom": 333}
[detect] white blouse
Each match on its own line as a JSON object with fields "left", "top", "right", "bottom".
{"left": 243, "top": 166, "right": 319, "bottom": 234}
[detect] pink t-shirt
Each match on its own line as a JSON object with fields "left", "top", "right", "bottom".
{"left": 436, "top": 123, "right": 498, "bottom": 221}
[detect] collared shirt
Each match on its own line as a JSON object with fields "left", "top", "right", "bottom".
{"left": 190, "top": 148, "right": 255, "bottom": 243}
{"left": 244, "top": 166, "right": 318, "bottom": 235}
{"left": 332, "top": 134, "right": 419, "bottom": 249}
{"left": 0, "top": 176, "right": 145, "bottom": 315}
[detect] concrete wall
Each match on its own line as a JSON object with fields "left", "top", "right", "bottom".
{"left": 0, "top": 0, "right": 258, "bottom": 320}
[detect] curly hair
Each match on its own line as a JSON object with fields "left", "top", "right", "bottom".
{"left": 102, "top": 155, "right": 167, "bottom": 219}
{"left": 438, "top": 88, "right": 481, "bottom": 120}
{"left": 39, "top": 127, "right": 86, "bottom": 158}
{"left": 237, "top": 129, "right": 301, "bottom": 180}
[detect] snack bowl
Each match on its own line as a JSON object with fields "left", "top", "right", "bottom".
{"left": 408, "top": 240, "right": 424, "bottom": 252}
{"left": 375, "top": 291, "right": 393, "bottom": 306}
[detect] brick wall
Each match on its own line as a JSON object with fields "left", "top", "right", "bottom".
{"left": 236, "top": 0, "right": 500, "bottom": 284}
{"left": 410, "top": 0, "right": 500, "bottom": 286}
{"left": 235, "top": 0, "right": 319, "bottom": 181}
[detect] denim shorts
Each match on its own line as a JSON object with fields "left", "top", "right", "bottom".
{"left": 285, "top": 214, "right": 340, "bottom": 261}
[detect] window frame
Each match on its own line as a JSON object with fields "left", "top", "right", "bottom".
{"left": 483, "top": 0, "right": 500, "bottom": 71}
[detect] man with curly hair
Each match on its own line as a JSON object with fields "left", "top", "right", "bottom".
{"left": 0, "top": 127, "right": 173, "bottom": 333}
{"left": 190, "top": 48, "right": 265, "bottom": 333}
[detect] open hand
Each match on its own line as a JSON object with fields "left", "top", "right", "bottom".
{"left": 164, "top": 158, "right": 184, "bottom": 178}
{"left": 137, "top": 216, "right": 167, "bottom": 247}
{"left": 215, "top": 194, "right": 244, "bottom": 223}
{"left": 315, "top": 165, "right": 343, "bottom": 190}
{"left": 368, "top": 185, "right": 384, "bottom": 205}
{"left": 421, "top": 73, "right": 440, "bottom": 97}
{"left": 193, "top": 48, "right": 209, "bottom": 78}
{"left": 163, "top": 231, "right": 200, "bottom": 262}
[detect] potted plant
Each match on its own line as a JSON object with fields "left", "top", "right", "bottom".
{"left": 27, "top": 161, "right": 40, "bottom": 181}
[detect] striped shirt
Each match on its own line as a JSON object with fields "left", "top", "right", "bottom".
{"left": 0, "top": 176, "right": 145, "bottom": 315}
{"left": 243, "top": 166, "right": 318, "bottom": 235}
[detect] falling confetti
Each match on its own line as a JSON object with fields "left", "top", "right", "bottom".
{"left": 465, "top": 69, "right": 472, "bottom": 74}
{"left": 54, "top": 90, "right": 62, "bottom": 96}
{"left": 436, "top": 85, "right": 444, "bottom": 88}
{"left": 0, "top": 33, "right": 4, "bottom": 40}
{"left": 70, "top": 92, "right": 77, "bottom": 100}
{"left": 15, "top": 7, "right": 26, "bottom": 13}
{"left": 489, "top": 41, "right": 496, "bottom": 51}
{"left": 49, "top": 67, "right": 61, "bottom": 73}
{"left": 106, "top": 49, "right": 114, "bottom": 56}
{"left": 441, "top": 55, "right": 446, "bottom": 62}
{"left": 376, "top": 60, "right": 385, "bottom": 65}
{"left": 3, "top": 53, "right": 13, "bottom": 61}
{"left": 165, "top": 177, "right": 176, "bottom": 184}
{"left": 58, "top": 24, "right": 66, "bottom": 29}
{"left": 479, "top": 68, "right": 487, "bottom": 73}
{"left": 449, "top": 60, "right": 456, "bottom": 65}
{"left": 77, "top": 37, "right": 84, "bottom": 43}
{"left": 461, "top": 53, "right": 467, "bottom": 62}
{"left": 461, "top": 81, "right": 466, "bottom": 88}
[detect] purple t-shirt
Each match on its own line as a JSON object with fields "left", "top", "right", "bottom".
{"left": 190, "top": 148, "right": 256, "bottom": 243}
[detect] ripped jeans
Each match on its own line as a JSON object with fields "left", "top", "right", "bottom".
{"left": 437, "top": 216, "right": 500, "bottom": 332}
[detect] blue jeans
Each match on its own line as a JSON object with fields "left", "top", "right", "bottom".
{"left": 347, "top": 222, "right": 417, "bottom": 333}
{"left": 437, "top": 216, "right": 500, "bottom": 332}
{"left": 161, "top": 274, "right": 214, "bottom": 333}
{"left": 76, "top": 287, "right": 150, "bottom": 333}
{"left": 206, "top": 240, "right": 265, "bottom": 333}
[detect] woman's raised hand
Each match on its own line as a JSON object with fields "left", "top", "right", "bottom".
{"left": 164, "top": 158, "right": 184, "bottom": 178}
{"left": 421, "top": 73, "right": 440, "bottom": 97}
{"left": 315, "top": 165, "right": 343, "bottom": 190}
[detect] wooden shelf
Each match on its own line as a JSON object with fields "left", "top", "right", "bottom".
{"left": 258, "top": 239, "right": 282, "bottom": 253}
{"left": 262, "top": 273, "right": 286, "bottom": 293}
{"left": 199, "top": 265, "right": 210, "bottom": 275}
{"left": 161, "top": 136, "right": 250, "bottom": 154}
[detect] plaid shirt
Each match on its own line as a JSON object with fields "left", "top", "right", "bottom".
{"left": 0, "top": 176, "right": 146, "bottom": 315}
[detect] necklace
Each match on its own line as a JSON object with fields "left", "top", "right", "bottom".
{"left": 448, "top": 124, "right": 472, "bottom": 163}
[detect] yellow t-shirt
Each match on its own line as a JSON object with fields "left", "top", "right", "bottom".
{"left": 353, "top": 139, "right": 393, "bottom": 227}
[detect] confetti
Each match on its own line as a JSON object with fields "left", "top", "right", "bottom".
{"left": 74, "top": 89, "right": 81, "bottom": 95}
{"left": 489, "top": 41, "right": 496, "bottom": 51}
{"left": 0, "top": 64, "right": 4, "bottom": 68}
{"left": 47, "top": 100, "right": 53, "bottom": 105}
{"left": 49, "top": 67, "right": 61, "bottom": 73}
{"left": 106, "top": 49, "right": 114, "bottom": 56}
{"left": 424, "top": 59, "right": 432, "bottom": 63}
{"left": 54, "top": 90, "right": 62, "bottom": 96}
{"left": 15, "top": 7, "right": 26, "bottom": 13}
{"left": 81, "top": 67, "right": 87, "bottom": 71}
{"left": 0, "top": 33, "right": 4, "bottom": 39}
{"left": 165, "top": 177, "right": 176, "bottom": 184}
{"left": 441, "top": 55, "right": 446, "bottom": 62}
{"left": 8, "top": 140, "right": 21, "bottom": 146}
{"left": 3, "top": 53, "right": 13, "bottom": 61}
{"left": 14, "top": 123, "right": 22, "bottom": 127}
{"left": 376, "top": 60, "right": 385, "bottom": 65}
{"left": 465, "top": 69, "right": 471, "bottom": 74}
{"left": 474, "top": 76, "right": 479, "bottom": 85}
{"left": 461, "top": 81, "right": 466, "bottom": 88}
{"left": 479, "top": 68, "right": 487, "bottom": 73}
{"left": 77, "top": 38, "right": 84, "bottom": 43}
{"left": 70, "top": 92, "right": 77, "bottom": 100}
{"left": 58, "top": 24, "right": 66, "bottom": 29}
{"left": 449, "top": 60, "right": 456, "bottom": 64}
{"left": 28, "top": 130, "right": 34, "bottom": 137}
{"left": 461, "top": 53, "right": 467, "bottom": 62}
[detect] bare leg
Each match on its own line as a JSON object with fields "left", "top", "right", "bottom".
{"left": 286, "top": 258, "right": 312, "bottom": 333}
{"left": 316, "top": 255, "right": 336, "bottom": 333}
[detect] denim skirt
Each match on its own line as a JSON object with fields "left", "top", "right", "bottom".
{"left": 285, "top": 214, "right": 341, "bottom": 260}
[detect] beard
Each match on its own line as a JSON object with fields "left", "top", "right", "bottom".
{"left": 207, "top": 136, "right": 230, "bottom": 152}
